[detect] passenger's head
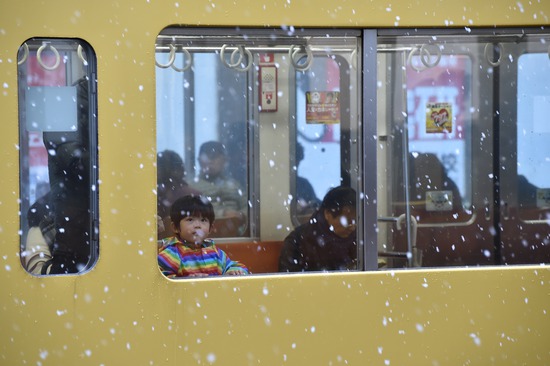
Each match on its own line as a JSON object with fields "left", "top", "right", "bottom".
{"left": 158, "top": 150, "right": 186, "bottom": 185}
{"left": 320, "top": 186, "right": 357, "bottom": 238}
{"left": 170, "top": 195, "right": 215, "bottom": 243}
{"left": 198, "top": 141, "right": 226, "bottom": 180}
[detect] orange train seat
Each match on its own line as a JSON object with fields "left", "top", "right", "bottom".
{"left": 216, "top": 241, "right": 284, "bottom": 274}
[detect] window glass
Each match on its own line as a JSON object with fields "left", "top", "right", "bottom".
{"left": 155, "top": 34, "right": 249, "bottom": 239}
{"left": 517, "top": 53, "right": 550, "bottom": 216}
{"left": 294, "top": 58, "right": 342, "bottom": 223}
{"left": 155, "top": 29, "right": 362, "bottom": 275}
{"left": 405, "top": 54, "right": 472, "bottom": 210}
{"left": 18, "top": 39, "right": 98, "bottom": 274}
{"left": 376, "top": 30, "right": 550, "bottom": 268}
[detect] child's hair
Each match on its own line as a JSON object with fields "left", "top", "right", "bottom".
{"left": 170, "top": 195, "right": 215, "bottom": 226}
{"left": 319, "top": 186, "right": 356, "bottom": 216}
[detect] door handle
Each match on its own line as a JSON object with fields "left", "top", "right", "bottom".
{"left": 396, "top": 214, "right": 420, "bottom": 267}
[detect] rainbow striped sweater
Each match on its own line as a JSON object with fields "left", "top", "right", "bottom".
{"left": 158, "top": 236, "right": 249, "bottom": 278}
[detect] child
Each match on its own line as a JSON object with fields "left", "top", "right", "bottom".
{"left": 158, "top": 195, "right": 249, "bottom": 278}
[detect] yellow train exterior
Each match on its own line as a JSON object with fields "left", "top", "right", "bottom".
{"left": 1, "top": 1, "right": 550, "bottom": 365}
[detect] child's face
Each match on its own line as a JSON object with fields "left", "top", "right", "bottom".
{"left": 173, "top": 215, "right": 211, "bottom": 244}
{"left": 198, "top": 153, "right": 225, "bottom": 179}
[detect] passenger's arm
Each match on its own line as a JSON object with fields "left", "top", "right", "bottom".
{"left": 278, "top": 230, "right": 304, "bottom": 272}
{"left": 217, "top": 247, "right": 249, "bottom": 275}
{"left": 23, "top": 226, "right": 52, "bottom": 275}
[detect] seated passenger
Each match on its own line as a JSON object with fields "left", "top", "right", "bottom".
{"left": 158, "top": 195, "right": 249, "bottom": 278}
{"left": 279, "top": 186, "right": 357, "bottom": 272}
{"left": 42, "top": 77, "right": 93, "bottom": 274}
{"left": 157, "top": 150, "right": 200, "bottom": 238}
{"left": 190, "top": 141, "right": 247, "bottom": 236}
{"left": 408, "top": 152, "right": 464, "bottom": 214}
{"left": 22, "top": 192, "right": 55, "bottom": 274}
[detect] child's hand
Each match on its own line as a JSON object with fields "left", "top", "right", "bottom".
{"left": 226, "top": 270, "right": 248, "bottom": 276}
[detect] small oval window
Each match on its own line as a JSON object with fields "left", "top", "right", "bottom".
{"left": 17, "top": 38, "right": 98, "bottom": 275}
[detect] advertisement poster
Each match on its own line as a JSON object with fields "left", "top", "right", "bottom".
{"left": 306, "top": 91, "right": 340, "bottom": 124}
{"left": 425, "top": 102, "right": 453, "bottom": 133}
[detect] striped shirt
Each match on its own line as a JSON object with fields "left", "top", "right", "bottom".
{"left": 158, "top": 236, "right": 249, "bottom": 278}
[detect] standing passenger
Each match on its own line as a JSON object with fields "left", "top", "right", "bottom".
{"left": 191, "top": 141, "right": 247, "bottom": 236}
{"left": 279, "top": 186, "right": 357, "bottom": 272}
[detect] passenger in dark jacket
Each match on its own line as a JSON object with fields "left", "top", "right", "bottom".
{"left": 279, "top": 186, "right": 357, "bottom": 272}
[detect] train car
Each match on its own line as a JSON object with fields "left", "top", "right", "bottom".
{"left": 1, "top": 0, "right": 549, "bottom": 364}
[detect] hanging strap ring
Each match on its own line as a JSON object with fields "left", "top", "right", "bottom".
{"left": 18, "top": 43, "right": 29, "bottom": 65}
{"left": 37, "top": 43, "right": 61, "bottom": 71}
{"left": 484, "top": 42, "right": 504, "bottom": 67}
{"left": 350, "top": 49, "right": 357, "bottom": 70}
{"left": 407, "top": 46, "right": 425, "bottom": 72}
{"left": 220, "top": 44, "right": 244, "bottom": 68}
{"left": 77, "top": 45, "right": 88, "bottom": 66}
{"left": 234, "top": 47, "right": 253, "bottom": 72}
{"left": 420, "top": 44, "right": 441, "bottom": 68}
{"left": 156, "top": 44, "right": 176, "bottom": 68}
{"left": 289, "top": 44, "right": 313, "bottom": 71}
{"left": 171, "top": 47, "right": 192, "bottom": 72}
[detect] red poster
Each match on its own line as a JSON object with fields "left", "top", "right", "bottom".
{"left": 305, "top": 91, "right": 340, "bottom": 124}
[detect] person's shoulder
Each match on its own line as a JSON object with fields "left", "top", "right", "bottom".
{"left": 284, "top": 221, "right": 308, "bottom": 240}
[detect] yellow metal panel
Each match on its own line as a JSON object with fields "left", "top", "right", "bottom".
{"left": 0, "top": 0, "right": 549, "bottom": 365}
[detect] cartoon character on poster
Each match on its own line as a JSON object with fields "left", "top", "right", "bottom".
{"left": 426, "top": 102, "right": 452, "bottom": 133}
{"left": 306, "top": 91, "right": 340, "bottom": 124}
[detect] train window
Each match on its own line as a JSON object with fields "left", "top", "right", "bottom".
{"left": 17, "top": 39, "right": 98, "bottom": 275}
{"left": 376, "top": 29, "right": 550, "bottom": 268}
{"left": 155, "top": 28, "right": 362, "bottom": 275}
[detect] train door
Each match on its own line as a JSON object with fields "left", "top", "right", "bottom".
{"left": 376, "top": 30, "right": 550, "bottom": 268}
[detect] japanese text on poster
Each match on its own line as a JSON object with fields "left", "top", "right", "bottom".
{"left": 306, "top": 91, "right": 340, "bottom": 124}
